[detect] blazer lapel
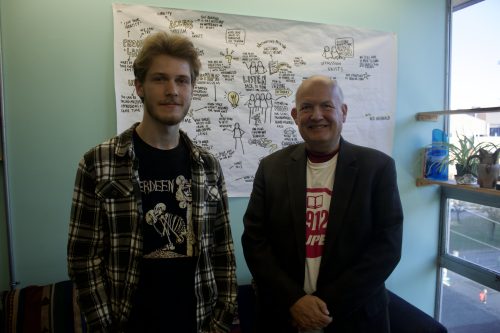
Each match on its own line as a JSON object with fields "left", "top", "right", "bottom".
{"left": 320, "top": 140, "right": 358, "bottom": 272}
{"left": 287, "top": 144, "right": 308, "bottom": 268}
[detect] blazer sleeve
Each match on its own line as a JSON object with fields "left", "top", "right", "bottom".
{"left": 242, "top": 159, "right": 306, "bottom": 309}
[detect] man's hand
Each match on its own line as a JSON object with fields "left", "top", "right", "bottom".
{"left": 290, "top": 295, "right": 332, "bottom": 331}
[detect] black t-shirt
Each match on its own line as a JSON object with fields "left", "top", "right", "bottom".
{"left": 128, "top": 131, "right": 198, "bottom": 332}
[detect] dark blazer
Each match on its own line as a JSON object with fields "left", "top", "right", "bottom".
{"left": 242, "top": 138, "right": 403, "bottom": 332}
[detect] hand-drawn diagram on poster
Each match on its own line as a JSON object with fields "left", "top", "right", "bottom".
{"left": 113, "top": 4, "right": 397, "bottom": 197}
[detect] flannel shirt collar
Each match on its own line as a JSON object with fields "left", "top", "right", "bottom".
{"left": 113, "top": 122, "right": 205, "bottom": 166}
{"left": 114, "top": 123, "right": 139, "bottom": 158}
{"left": 179, "top": 129, "right": 204, "bottom": 166}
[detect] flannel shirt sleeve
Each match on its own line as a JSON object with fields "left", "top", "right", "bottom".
{"left": 208, "top": 162, "right": 238, "bottom": 333}
{"left": 67, "top": 156, "right": 113, "bottom": 332}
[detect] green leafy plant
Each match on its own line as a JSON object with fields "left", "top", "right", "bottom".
{"left": 441, "top": 134, "right": 498, "bottom": 176}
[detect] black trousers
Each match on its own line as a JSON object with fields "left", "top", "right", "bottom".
{"left": 254, "top": 303, "right": 390, "bottom": 333}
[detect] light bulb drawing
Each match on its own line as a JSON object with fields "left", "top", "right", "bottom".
{"left": 227, "top": 91, "right": 240, "bottom": 108}
{"left": 220, "top": 48, "right": 237, "bottom": 66}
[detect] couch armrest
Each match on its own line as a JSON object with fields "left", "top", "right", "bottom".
{"left": 388, "top": 290, "right": 447, "bottom": 333}
{"left": 1, "top": 280, "right": 86, "bottom": 333}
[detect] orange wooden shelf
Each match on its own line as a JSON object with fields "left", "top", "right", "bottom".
{"left": 416, "top": 177, "right": 500, "bottom": 196}
{"left": 415, "top": 106, "right": 500, "bottom": 121}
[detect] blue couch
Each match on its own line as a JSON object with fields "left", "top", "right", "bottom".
{"left": 1, "top": 281, "right": 447, "bottom": 333}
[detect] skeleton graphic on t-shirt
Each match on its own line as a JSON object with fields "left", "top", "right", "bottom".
{"left": 145, "top": 203, "right": 187, "bottom": 251}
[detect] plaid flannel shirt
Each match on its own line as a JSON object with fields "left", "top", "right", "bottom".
{"left": 67, "top": 123, "right": 237, "bottom": 332}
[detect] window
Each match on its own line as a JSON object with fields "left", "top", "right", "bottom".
{"left": 439, "top": 1, "right": 500, "bottom": 331}
{"left": 440, "top": 270, "right": 500, "bottom": 332}
{"left": 438, "top": 188, "right": 500, "bottom": 331}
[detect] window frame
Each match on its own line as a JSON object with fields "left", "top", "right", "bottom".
{"left": 436, "top": 183, "right": 500, "bottom": 320}
{"left": 436, "top": 0, "right": 500, "bottom": 321}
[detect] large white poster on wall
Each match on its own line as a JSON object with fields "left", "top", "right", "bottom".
{"left": 113, "top": 3, "right": 397, "bottom": 197}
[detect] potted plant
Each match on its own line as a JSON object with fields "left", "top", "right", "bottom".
{"left": 447, "top": 134, "right": 483, "bottom": 176}
{"left": 443, "top": 134, "right": 498, "bottom": 184}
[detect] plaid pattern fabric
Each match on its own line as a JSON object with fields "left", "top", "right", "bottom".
{"left": 67, "top": 123, "right": 237, "bottom": 332}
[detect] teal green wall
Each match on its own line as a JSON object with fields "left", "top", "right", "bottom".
{"left": 0, "top": 0, "right": 446, "bottom": 315}
{"left": 0, "top": 163, "right": 9, "bottom": 291}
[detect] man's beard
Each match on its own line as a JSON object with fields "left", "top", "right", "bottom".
{"left": 143, "top": 99, "right": 190, "bottom": 126}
